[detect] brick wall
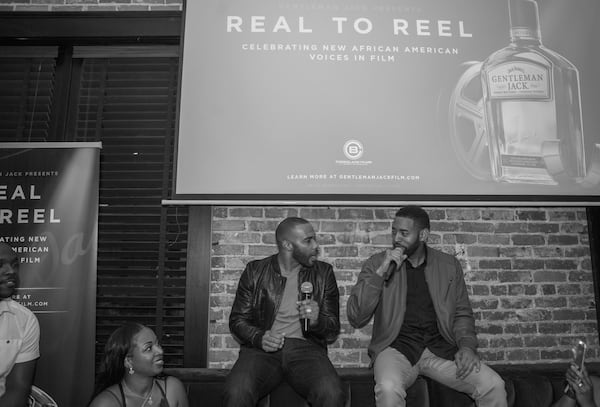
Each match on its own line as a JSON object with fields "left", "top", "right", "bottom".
{"left": 0, "top": 0, "right": 182, "bottom": 12}
{"left": 210, "top": 206, "right": 598, "bottom": 368}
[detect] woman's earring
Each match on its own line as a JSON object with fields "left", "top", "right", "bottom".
{"left": 128, "top": 366, "right": 134, "bottom": 375}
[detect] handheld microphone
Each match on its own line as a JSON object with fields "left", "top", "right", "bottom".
{"left": 300, "top": 281, "right": 313, "bottom": 331}
{"left": 384, "top": 247, "right": 405, "bottom": 285}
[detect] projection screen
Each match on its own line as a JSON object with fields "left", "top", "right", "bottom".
{"left": 172, "top": 0, "right": 600, "bottom": 205}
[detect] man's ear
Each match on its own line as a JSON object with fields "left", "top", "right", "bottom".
{"left": 281, "top": 239, "right": 293, "bottom": 251}
{"left": 419, "top": 228, "right": 430, "bottom": 242}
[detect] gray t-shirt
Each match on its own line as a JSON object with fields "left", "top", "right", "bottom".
{"left": 270, "top": 270, "right": 303, "bottom": 339}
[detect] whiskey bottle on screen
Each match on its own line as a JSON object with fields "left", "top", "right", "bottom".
{"left": 481, "top": 0, "right": 585, "bottom": 184}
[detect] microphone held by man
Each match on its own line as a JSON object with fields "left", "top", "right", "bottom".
{"left": 299, "top": 281, "right": 315, "bottom": 331}
{"left": 381, "top": 246, "right": 407, "bottom": 284}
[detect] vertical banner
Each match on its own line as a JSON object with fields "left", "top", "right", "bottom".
{"left": 0, "top": 142, "right": 101, "bottom": 407}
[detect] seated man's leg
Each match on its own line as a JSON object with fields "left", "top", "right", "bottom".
{"left": 373, "top": 347, "right": 419, "bottom": 407}
{"left": 223, "top": 346, "right": 284, "bottom": 407}
{"left": 283, "top": 338, "right": 346, "bottom": 407}
{"left": 417, "top": 348, "right": 507, "bottom": 407}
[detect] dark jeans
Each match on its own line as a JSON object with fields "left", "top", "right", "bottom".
{"left": 222, "top": 338, "right": 346, "bottom": 407}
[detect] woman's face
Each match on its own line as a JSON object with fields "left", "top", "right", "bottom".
{"left": 126, "top": 327, "right": 164, "bottom": 377}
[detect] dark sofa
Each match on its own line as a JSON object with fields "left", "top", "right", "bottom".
{"left": 165, "top": 363, "right": 599, "bottom": 407}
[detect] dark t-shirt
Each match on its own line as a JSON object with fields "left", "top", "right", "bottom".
{"left": 390, "top": 259, "right": 458, "bottom": 365}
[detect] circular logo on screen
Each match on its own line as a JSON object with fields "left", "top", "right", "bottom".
{"left": 343, "top": 140, "right": 364, "bottom": 160}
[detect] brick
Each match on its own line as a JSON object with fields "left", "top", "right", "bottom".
{"left": 265, "top": 207, "right": 299, "bottom": 218}
{"left": 457, "top": 221, "right": 495, "bottom": 233}
{"left": 442, "top": 234, "right": 478, "bottom": 245}
{"left": 499, "top": 246, "right": 532, "bottom": 257}
{"left": 480, "top": 259, "right": 511, "bottom": 270}
{"left": 490, "top": 285, "right": 507, "bottom": 296}
{"left": 527, "top": 223, "right": 559, "bottom": 233}
{"left": 532, "top": 246, "right": 563, "bottom": 257}
{"left": 476, "top": 324, "right": 503, "bottom": 334}
{"left": 515, "top": 309, "right": 551, "bottom": 322}
{"left": 321, "top": 221, "right": 356, "bottom": 233}
{"left": 541, "top": 284, "right": 556, "bottom": 295}
{"left": 316, "top": 233, "right": 336, "bottom": 245}
{"left": 552, "top": 309, "right": 586, "bottom": 320}
{"left": 494, "top": 223, "right": 527, "bottom": 233}
{"left": 261, "top": 233, "right": 276, "bottom": 245}
{"left": 468, "top": 246, "right": 500, "bottom": 257}
{"left": 548, "top": 210, "right": 577, "bottom": 221}
{"left": 247, "top": 220, "right": 279, "bottom": 231}
{"left": 532, "top": 271, "right": 567, "bottom": 282}
{"left": 513, "top": 259, "right": 544, "bottom": 270}
{"left": 212, "top": 244, "right": 245, "bottom": 256}
{"left": 471, "top": 285, "right": 490, "bottom": 296}
{"left": 516, "top": 209, "right": 547, "bottom": 221}
{"left": 479, "top": 351, "right": 505, "bottom": 362}
{"left": 481, "top": 209, "right": 515, "bottom": 221}
{"left": 213, "top": 219, "right": 246, "bottom": 231}
{"left": 229, "top": 207, "right": 263, "bottom": 218}
{"left": 524, "top": 336, "right": 558, "bottom": 347}
{"left": 213, "top": 207, "right": 227, "bottom": 218}
{"left": 248, "top": 245, "right": 277, "bottom": 256}
{"left": 565, "top": 246, "right": 590, "bottom": 257}
{"left": 336, "top": 232, "right": 370, "bottom": 244}
{"left": 477, "top": 234, "right": 511, "bottom": 245}
{"left": 560, "top": 223, "right": 586, "bottom": 233}
{"left": 334, "top": 258, "right": 367, "bottom": 270}
{"left": 500, "top": 298, "right": 533, "bottom": 309}
{"left": 568, "top": 271, "right": 593, "bottom": 282}
{"left": 540, "top": 349, "right": 572, "bottom": 360}
{"left": 324, "top": 246, "right": 358, "bottom": 257}
{"left": 548, "top": 235, "right": 579, "bottom": 245}
{"left": 544, "top": 259, "right": 578, "bottom": 269}
{"left": 299, "top": 208, "right": 336, "bottom": 219}
{"left": 489, "top": 337, "right": 524, "bottom": 348}
{"left": 506, "top": 349, "right": 539, "bottom": 361}
{"left": 499, "top": 271, "right": 533, "bottom": 283}
{"left": 481, "top": 311, "right": 517, "bottom": 321}
{"left": 511, "top": 234, "right": 546, "bottom": 245}
{"left": 426, "top": 209, "right": 446, "bottom": 221}
{"left": 471, "top": 298, "right": 499, "bottom": 310}
{"left": 504, "top": 323, "right": 537, "bottom": 334}
{"left": 538, "top": 322, "right": 572, "bottom": 334}
{"left": 508, "top": 284, "right": 537, "bottom": 296}
{"left": 374, "top": 208, "right": 397, "bottom": 220}
{"left": 339, "top": 208, "right": 374, "bottom": 219}
{"left": 446, "top": 208, "right": 481, "bottom": 220}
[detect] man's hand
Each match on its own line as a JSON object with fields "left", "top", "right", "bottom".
{"left": 297, "top": 299, "right": 320, "bottom": 326}
{"left": 455, "top": 347, "right": 481, "bottom": 380}
{"left": 376, "top": 247, "right": 406, "bottom": 279}
{"left": 261, "top": 330, "right": 285, "bottom": 352}
{"left": 566, "top": 363, "right": 595, "bottom": 406}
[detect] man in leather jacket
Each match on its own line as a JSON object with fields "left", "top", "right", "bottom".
{"left": 223, "top": 217, "right": 346, "bottom": 407}
{"left": 347, "top": 206, "right": 506, "bottom": 407}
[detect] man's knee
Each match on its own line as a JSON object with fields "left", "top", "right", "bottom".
{"left": 309, "top": 374, "right": 346, "bottom": 405}
{"left": 375, "top": 378, "right": 407, "bottom": 400}
{"left": 223, "top": 374, "right": 258, "bottom": 406}
{"left": 478, "top": 368, "right": 507, "bottom": 399}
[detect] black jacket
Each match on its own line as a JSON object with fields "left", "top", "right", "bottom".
{"left": 229, "top": 254, "right": 341, "bottom": 350}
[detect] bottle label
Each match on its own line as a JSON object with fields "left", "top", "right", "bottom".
{"left": 486, "top": 62, "right": 550, "bottom": 99}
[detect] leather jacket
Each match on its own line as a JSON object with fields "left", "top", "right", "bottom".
{"left": 229, "top": 254, "right": 340, "bottom": 350}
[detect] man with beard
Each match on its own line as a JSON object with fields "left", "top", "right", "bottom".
{"left": 223, "top": 217, "right": 345, "bottom": 407}
{"left": 347, "top": 206, "right": 506, "bottom": 407}
{"left": 0, "top": 243, "right": 40, "bottom": 406}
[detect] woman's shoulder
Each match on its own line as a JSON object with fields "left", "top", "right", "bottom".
{"left": 88, "top": 385, "right": 122, "bottom": 407}
{"left": 164, "top": 375, "right": 186, "bottom": 389}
